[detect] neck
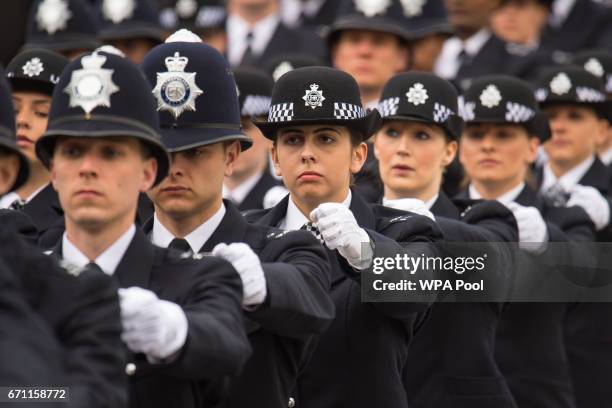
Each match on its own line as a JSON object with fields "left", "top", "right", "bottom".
{"left": 231, "top": 2, "right": 278, "bottom": 25}
{"left": 65, "top": 215, "right": 134, "bottom": 261}
{"left": 225, "top": 163, "right": 266, "bottom": 190}
{"left": 549, "top": 156, "right": 590, "bottom": 178}
{"left": 360, "top": 88, "right": 381, "bottom": 108}
{"left": 456, "top": 26, "right": 481, "bottom": 41}
{"left": 597, "top": 138, "right": 612, "bottom": 156}
{"left": 471, "top": 178, "right": 522, "bottom": 200}
{"left": 155, "top": 198, "right": 223, "bottom": 238}
{"left": 292, "top": 187, "right": 350, "bottom": 220}
{"left": 16, "top": 162, "right": 49, "bottom": 200}
{"left": 384, "top": 181, "right": 440, "bottom": 202}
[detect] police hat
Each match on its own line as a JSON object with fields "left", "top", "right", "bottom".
{"left": 159, "top": 0, "right": 226, "bottom": 33}
{"left": 264, "top": 53, "right": 327, "bottom": 82}
{"left": 535, "top": 66, "right": 612, "bottom": 122}
{"left": 96, "top": 0, "right": 165, "bottom": 44}
{"left": 35, "top": 50, "right": 170, "bottom": 186}
{"left": 0, "top": 71, "right": 30, "bottom": 191}
{"left": 254, "top": 66, "right": 382, "bottom": 140}
{"left": 6, "top": 49, "right": 69, "bottom": 96}
{"left": 572, "top": 49, "right": 612, "bottom": 95}
{"left": 403, "top": 0, "right": 453, "bottom": 40}
{"left": 24, "top": 0, "right": 101, "bottom": 53}
{"left": 234, "top": 67, "right": 273, "bottom": 118}
{"left": 141, "top": 30, "right": 252, "bottom": 152}
{"left": 378, "top": 72, "right": 463, "bottom": 140}
{"left": 462, "top": 75, "right": 551, "bottom": 141}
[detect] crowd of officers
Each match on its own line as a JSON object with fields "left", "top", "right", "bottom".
{"left": 1, "top": 0, "right": 612, "bottom": 408}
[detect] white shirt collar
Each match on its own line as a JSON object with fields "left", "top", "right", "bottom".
{"left": 62, "top": 224, "right": 136, "bottom": 276}
{"left": 469, "top": 181, "right": 525, "bottom": 205}
{"left": 382, "top": 193, "right": 439, "bottom": 210}
{"left": 0, "top": 182, "right": 49, "bottom": 209}
{"left": 424, "top": 193, "right": 439, "bottom": 210}
{"left": 223, "top": 171, "right": 264, "bottom": 205}
{"left": 434, "top": 29, "right": 491, "bottom": 80}
{"left": 599, "top": 146, "right": 612, "bottom": 166}
{"left": 280, "top": 190, "right": 352, "bottom": 230}
{"left": 227, "top": 13, "right": 280, "bottom": 66}
{"left": 280, "top": 0, "right": 325, "bottom": 27}
{"left": 549, "top": 0, "right": 575, "bottom": 27}
{"left": 540, "top": 155, "right": 595, "bottom": 193}
{"left": 151, "top": 202, "right": 226, "bottom": 253}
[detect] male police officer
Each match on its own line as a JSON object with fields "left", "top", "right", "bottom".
{"left": 35, "top": 47, "right": 251, "bottom": 408}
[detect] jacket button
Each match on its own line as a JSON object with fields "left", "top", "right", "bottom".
{"left": 288, "top": 397, "right": 295, "bottom": 407}
{"left": 125, "top": 363, "right": 136, "bottom": 376}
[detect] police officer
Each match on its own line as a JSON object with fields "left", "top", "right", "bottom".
{"left": 224, "top": 67, "right": 287, "bottom": 211}
{"left": 34, "top": 48, "right": 251, "bottom": 408}
{"left": 23, "top": 0, "right": 101, "bottom": 60}
{"left": 140, "top": 30, "right": 334, "bottom": 408}
{"left": 246, "top": 66, "right": 443, "bottom": 408}
{"left": 2, "top": 49, "right": 68, "bottom": 237}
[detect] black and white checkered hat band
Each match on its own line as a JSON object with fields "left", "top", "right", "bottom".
{"left": 197, "top": 7, "right": 226, "bottom": 28}
{"left": 334, "top": 102, "right": 365, "bottom": 119}
{"left": 535, "top": 87, "right": 606, "bottom": 102}
{"left": 268, "top": 103, "right": 294, "bottom": 122}
{"left": 607, "top": 75, "right": 612, "bottom": 94}
{"left": 378, "top": 97, "right": 400, "bottom": 117}
{"left": 433, "top": 103, "right": 454, "bottom": 123}
{"left": 505, "top": 102, "right": 535, "bottom": 123}
{"left": 242, "top": 95, "right": 271, "bottom": 117}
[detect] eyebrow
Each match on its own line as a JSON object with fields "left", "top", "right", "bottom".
{"left": 313, "top": 127, "right": 340, "bottom": 134}
{"left": 12, "top": 97, "right": 50, "bottom": 105}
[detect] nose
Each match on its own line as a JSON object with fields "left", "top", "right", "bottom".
{"left": 480, "top": 133, "right": 496, "bottom": 152}
{"left": 169, "top": 153, "right": 185, "bottom": 178}
{"left": 300, "top": 139, "right": 317, "bottom": 164}
{"left": 15, "top": 106, "right": 31, "bottom": 130}
{"left": 78, "top": 150, "right": 99, "bottom": 178}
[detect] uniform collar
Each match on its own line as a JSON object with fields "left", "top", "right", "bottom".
{"left": 62, "top": 224, "right": 136, "bottom": 276}
{"left": 541, "top": 155, "right": 595, "bottom": 192}
{"left": 549, "top": 0, "right": 575, "bottom": 27}
{"left": 469, "top": 181, "right": 525, "bottom": 205}
{"left": 227, "top": 13, "right": 280, "bottom": 65}
{"left": 280, "top": 190, "right": 352, "bottom": 231}
{"left": 223, "top": 171, "right": 264, "bottom": 205}
{"left": 151, "top": 202, "right": 226, "bottom": 253}
{"left": 599, "top": 146, "right": 612, "bottom": 166}
{"left": 0, "top": 183, "right": 49, "bottom": 209}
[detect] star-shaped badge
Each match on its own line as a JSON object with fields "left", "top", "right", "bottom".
{"left": 303, "top": 84, "right": 325, "bottom": 109}
{"left": 152, "top": 52, "right": 203, "bottom": 119}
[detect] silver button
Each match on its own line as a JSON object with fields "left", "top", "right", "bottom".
{"left": 288, "top": 397, "right": 295, "bottom": 407}
{"left": 125, "top": 363, "right": 136, "bottom": 376}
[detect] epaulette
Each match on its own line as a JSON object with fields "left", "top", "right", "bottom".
{"left": 388, "top": 214, "right": 414, "bottom": 224}
{"left": 266, "top": 230, "right": 292, "bottom": 240}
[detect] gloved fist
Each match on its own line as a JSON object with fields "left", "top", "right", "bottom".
{"left": 310, "top": 203, "right": 373, "bottom": 270}
{"left": 212, "top": 243, "right": 267, "bottom": 309}
{"left": 382, "top": 197, "right": 436, "bottom": 221}
{"left": 566, "top": 184, "right": 611, "bottom": 230}
{"left": 119, "top": 287, "right": 188, "bottom": 361}
{"left": 506, "top": 202, "right": 548, "bottom": 254}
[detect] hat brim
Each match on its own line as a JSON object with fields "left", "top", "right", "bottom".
{"left": 160, "top": 126, "right": 253, "bottom": 152}
{"left": 23, "top": 35, "right": 101, "bottom": 53}
{"left": 381, "top": 113, "right": 464, "bottom": 140}
{"left": 326, "top": 16, "right": 414, "bottom": 42}
{"left": 98, "top": 25, "right": 166, "bottom": 43}
{"left": 36, "top": 116, "right": 170, "bottom": 186}
{"left": 404, "top": 20, "right": 454, "bottom": 40}
{"left": 464, "top": 112, "right": 551, "bottom": 142}
{"left": 254, "top": 109, "right": 382, "bottom": 141}
{"left": 0, "top": 138, "right": 30, "bottom": 192}
{"left": 8, "top": 77, "right": 54, "bottom": 96}
{"left": 539, "top": 100, "right": 612, "bottom": 124}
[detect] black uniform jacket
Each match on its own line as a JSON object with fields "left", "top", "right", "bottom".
{"left": 246, "top": 191, "right": 443, "bottom": 408}
{"left": 236, "top": 171, "right": 282, "bottom": 212}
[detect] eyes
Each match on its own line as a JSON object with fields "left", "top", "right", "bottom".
{"left": 383, "top": 127, "right": 431, "bottom": 141}
{"left": 279, "top": 133, "right": 337, "bottom": 146}
{"left": 13, "top": 101, "right": 50, "bottom": 120}
{"left": 464, "top": 129, "right": 515, "bottom": 140}
{"left": 181, "top": 147, "right": 209, "bottom": 159}
{"left": 58, "top": 144, "right": 124, "bottom": 160}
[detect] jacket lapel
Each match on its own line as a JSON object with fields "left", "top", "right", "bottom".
{"left": 200, "top": 201, "right": 249, "bottom": 252}
{"left": 114, "top": 229, "right": 155, "bottom": 289}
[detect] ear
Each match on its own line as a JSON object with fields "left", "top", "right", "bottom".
{"left": 140, "top": 157, "right": 158, "bottom": 193}
{"left": 442, "top": 140, "right": 458, "bottom": 167}
{"left": 0, "top": 154, "right": 20, "bottom": 195}
{"left": 525, "top": 136, "right": 540, "bottom": 165}
{"left": 224, "top": 141, "right": 241, "bottom": 177}
{"left": 271, "top": 144, "right": 282, "bottom": 177}
{"left": 349, "top": 142, "right": 368, "bottom": 174}
{"left": 372, "top": 134, "right": 381, "bottom": 160}
{"left": 595, "top": 119, "right": 610, "bottom": 148}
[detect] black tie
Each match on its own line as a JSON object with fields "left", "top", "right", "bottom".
{"left": 9, "top": 199, "right": 26, "bottom": 210}
{"left": 85, "top": 262, "right": 104, "bottom": 275}
{"left": 169, "top": 238, "right": 192, "bottom": 253}
{"left": 240, "top": 31, "right": 255, "bottom": 66}
{"left": 301, "top": 222, "right": 324, "bottom": 244}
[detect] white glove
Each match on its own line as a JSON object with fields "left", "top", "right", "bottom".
{"left": 566, "top": 184, "right": 611, "bottom": 230}
{"left": 119, "top": 287, "right": 188, "bottom": 361}
{"left": 212, "top": 243, "right": 267, "bottom": 309}
{"left": 310, "top": 203, "right": 373, "bottom": 271}
{"left": 506, "top": 202, "right": 549, "bottom": 254}
{"left": 263, "top": 186, "right": 289, "bottom": 209}
{"left": 382, "top": 197, "right": 436, "bottom": 221}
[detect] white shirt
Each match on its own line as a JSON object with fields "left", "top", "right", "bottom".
{"left": 279, "top": 190, "right": 352, "bottom": 230}
{"left": 223, "top": 172, "right": 264, "bottom": 205}
{"left": 549, "top": 0, "right": 576, "bottom": 27}
{"left": 469, "top": 182, "right": 525, "bottom": 205}
{"left": 434, "top": 29, "right": 492, "bottom": 80}
{"left": 62, "top": 224, "right": 136, "bottom": 276}
{"left": 599, "top": 146, "right": 612, "bottom": 166}
{"left": 151, "top": 203, "right": 226, "bottom": 253}
{"left": 424, "top": 193, "right": 439, "bottom": 210}
{"left": 280, "top": 0, "right": 326, "bottom": 27}
{"left": 227, "top": 13, "right": 280, "bottom": 66}
{"left": 540, "top": 156, "right": 595, "bottom": 193}
{"left": 0, "top": 183, "right": 48, "bottom": 209}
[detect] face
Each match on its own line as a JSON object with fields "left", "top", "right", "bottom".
{"left": 445, "top": 0, "right": 502, "bottom": 34}
{"left": 332, "top": 30, "right": 408, "bottom": 96}
{"left": 12, "top": 91, "right": 51, "bottom": 163}
{"left": 460, "top": 123, "right": 538, "bottom": 187}
{"left": 51, "top": 137, "right": 157, "bottom": 231}
{"left": 107, "top": 38, "right": 157, "bottom": 65}
{"left": 410, "top": 34, "right": 448, "bottom": 72}
{"left": 0, "top": 150, "right": 20, "bottom": 195}
{"left": 148, "top": 141, "right": 239, "bottom": 219}
{"left": 543, "top": 104, "right": 608, "bottom": 170}
{"left": 491, "top": 0, "right": 549, "bottom": 44}
{"left": 231, "top": 118, "right": 271, "bottom": 179}
{"left": 374, "top": 121, "right": 456, "bottom": 200}
{"left": 272, "top": 125, "right": 366, "bottom": 208}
